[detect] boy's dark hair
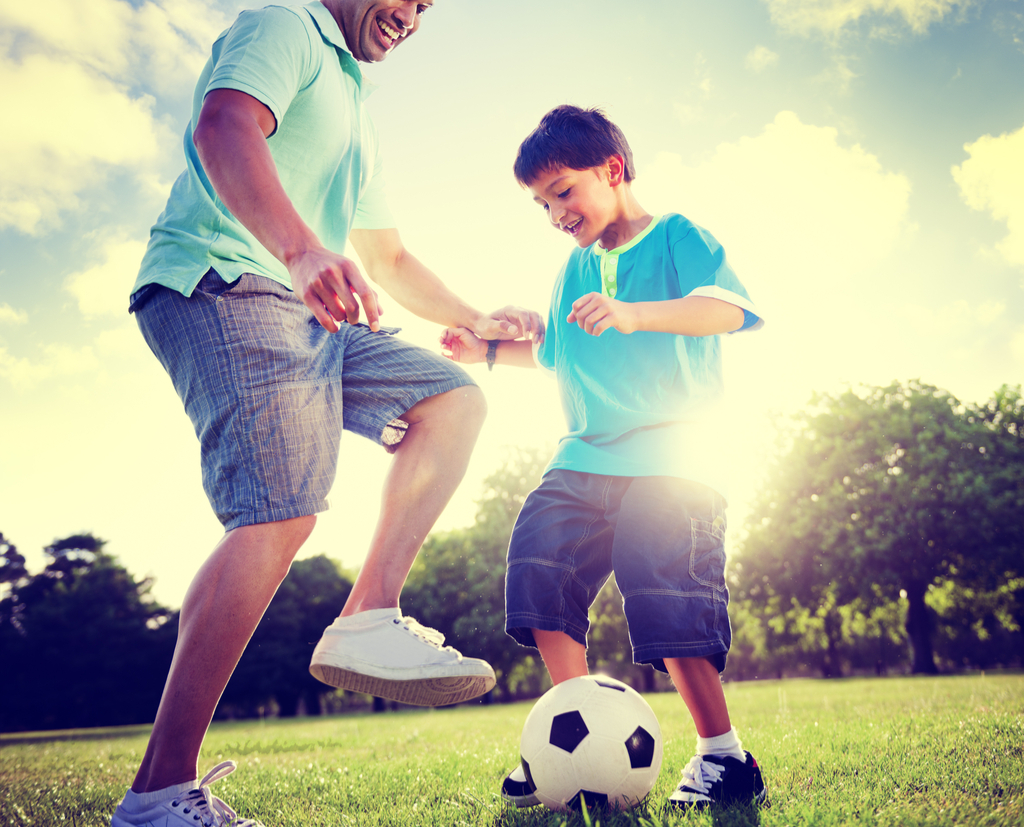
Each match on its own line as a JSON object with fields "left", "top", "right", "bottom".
{"left": 513, "top": 105, "right": 636, "bottom": 187}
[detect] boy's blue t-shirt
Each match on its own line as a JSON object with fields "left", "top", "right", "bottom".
{"left": 536, "top": 213, "right": 762, "bottom": 498}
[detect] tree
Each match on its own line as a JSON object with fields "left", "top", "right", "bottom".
{"left": 733, "top": 381, "right": 1024, "bottom": 675}
{"left": 402, "top": 447, "right": 550, "bottom": 701}
{"left": 0, "top": 533, "right": 177, "bottom": 732}
{"left": 218, "top": 554, "right": 353, "bottom": 717}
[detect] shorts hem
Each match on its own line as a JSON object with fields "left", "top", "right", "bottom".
{"left": 634, "top": 642, "right": 729, "bottom": 675}
{"left": 505, "top": 614, "right": 588, "bottom": 650}
{"left": 219, "top": 498, "right": 328, "bottom": 532}
{"left": 367, "top": 374, "right": 477, "bottom": 450}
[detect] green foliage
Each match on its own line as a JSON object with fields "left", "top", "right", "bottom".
{"left": 733, "top": 381, "right": 1024, "bottom": 677}
{"left": 219, "top": 555, "right": 355, "bottom": 718}
{"left": 402, "top": 447, "right": 550, "bottom": 700}
{"left": 0, "top": 533, "right": 177, "bottom": 732}
{"left": 2, "top": 675, "right": 1022, "bottom": 826}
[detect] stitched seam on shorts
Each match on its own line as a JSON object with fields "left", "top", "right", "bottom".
{"left": 565, "top": 476, "right": 612, "bottom": 614}
{"left": 620, "top": 586, "right": 728, "bottom": 602}
{"left": 214, "top": 297, "right": 264, "bottom": 518}
{"left": 506, "top": 612, "right": 589, "bottom": 641}
{"left": 508, "top": 558, "right": 574, "bottom": 572}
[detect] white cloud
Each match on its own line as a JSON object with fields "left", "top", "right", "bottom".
{"left": 764, "top": 0, "right": 976, "bottom": 37}
{"left": 0, "top": 304, "right": 28, "bottom": 325}
{"left": 635, "top": 111, "right": 912, "bottom": 409}
{"left": 0, "top": 0, "right": 231, "bottom": 234}
{"left": 905, "top": 299, "right": 1005, "bottom": 338}
{"left": 0, "top": 55, "right": 165, "bottom": 234}
{"left": 0, "top": 343, "right": 99, "bottom": 391}
{"left": 746, "top": 45, "right": 780, "bottom": 72}
{"left": 65, "top": 237, "right": 149, "bottom": 318}
{"left": 638, "top": 111, "right": 910, "bottom": 285}
{"left": 951, "top": 122, "right": 1024, "bottom": 269}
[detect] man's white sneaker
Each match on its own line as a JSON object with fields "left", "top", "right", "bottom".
{"left": 111, "top": 761, "right": 263, "bottom": 827}
{"left": 309, "top": 608, "right": 496, "bottom": 706}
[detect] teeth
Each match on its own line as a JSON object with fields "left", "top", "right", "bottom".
{"left": 379, "top": 20, "right": 400, "bottom": 40}
{"left": 566, "top": 217, "right": 582, "bottom": 232}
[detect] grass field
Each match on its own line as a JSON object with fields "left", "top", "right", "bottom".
{"left": 2, "top": 674, "right": 1022, "bottom": 827}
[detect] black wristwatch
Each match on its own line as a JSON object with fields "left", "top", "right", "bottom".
{"left": 486, "top": 340, "right": 499, "bottom": 371}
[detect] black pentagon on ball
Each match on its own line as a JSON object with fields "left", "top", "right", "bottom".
{"left": 549, "top": 710, "right": 590, "bottom": 753}
{"left": 593, "top": 678, "right": 626, "bottom": 692}
{"left": 625, "top": 725, "right": 657, "bottom": 769}
{"left": 568, "top": 790, "right": 609, "bottom": 811}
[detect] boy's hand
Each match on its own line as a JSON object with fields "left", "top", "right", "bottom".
{"left": 568, "top": 292, "right": 637, "bottom": 336}
{"left": 473, "top": 306, "right": 545, "bottom": 343}
{"left": 440, "top": 327, "right": 488, "bottom": 363}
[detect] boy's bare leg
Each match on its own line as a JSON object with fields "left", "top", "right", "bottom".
{"left": 664, "top": 656, "right": 732, "bottom": 737}
{"left": 533, "top": 628, "right": 589, "bottom": 684}
{"left": 341, "top": 385, "right": 487, "bottom": 616}
{"left": 131, "top": 514, "right": 316, "bottom": 793}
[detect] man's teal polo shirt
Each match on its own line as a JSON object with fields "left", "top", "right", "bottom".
{"left": 133, "top": 2, "right": 395, "bottom": 297}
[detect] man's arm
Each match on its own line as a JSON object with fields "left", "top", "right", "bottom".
{"left": 567, "top": 294, "right": 745, "bottom": 337}
{"left": 349, "top": 227, "right": 542, "bottom": 342}
{"left": 193, "top": 88, "right": 381, "bottom": 333}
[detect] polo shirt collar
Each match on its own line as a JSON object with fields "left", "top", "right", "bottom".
{"left": 304, "top": 1, "right": 378, "bottom": 99}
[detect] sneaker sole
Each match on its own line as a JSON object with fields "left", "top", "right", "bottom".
{"left": 310, "top": 662, "right": 495, "bottom": 706}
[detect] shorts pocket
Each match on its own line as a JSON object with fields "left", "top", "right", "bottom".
{"left": 689, "top": 516, "right": 726, "bottom": 592}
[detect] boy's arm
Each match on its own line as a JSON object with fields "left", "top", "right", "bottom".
{"left": 568, "top": 294, "right": 744, "bottom": 337}
{"left": 350, "top": 228, "right": 542, "bottom": 342}
{"left": 440, "top": 328, "right": 538, "bottom": 368}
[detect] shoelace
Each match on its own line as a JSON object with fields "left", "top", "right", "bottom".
{"left": 678, "top": 755, "right": 725, "bottom": 794}
{"left": 169, "top": 761, "right": 261, "bottom": 827}
{"left": 394, "top": 615, "right": 457, "bottom": 653}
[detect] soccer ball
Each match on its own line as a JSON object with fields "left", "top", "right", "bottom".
{"left": 518, "top": 675, "right": 663, "bottom": 812}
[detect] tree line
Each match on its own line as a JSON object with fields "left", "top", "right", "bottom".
{"left": 2, "top": 380, "right": 1021, "bottom": 732}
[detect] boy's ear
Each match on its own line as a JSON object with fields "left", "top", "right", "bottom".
{"left": 606, "top": 154, "right": 626, "bottom": 186}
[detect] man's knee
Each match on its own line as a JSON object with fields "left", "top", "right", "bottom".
{"left": 227, "top": 514, "right": 316, "bottom": 580}
{"left": 405, "top": 383, "right": 487, "bottom": 430}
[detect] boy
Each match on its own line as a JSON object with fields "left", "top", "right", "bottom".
{"left": 441, "top": 105, "right": 767, "bottom": 809}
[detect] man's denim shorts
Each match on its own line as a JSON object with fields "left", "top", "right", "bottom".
{"left": 505, "top": 469, "right": 731, "bottom": 673}
{"left": 131, "top": 270, "right": 475, "bottom": 530}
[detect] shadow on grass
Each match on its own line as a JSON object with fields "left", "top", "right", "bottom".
{"left": 488, "top": 798, "right": 763, "bottom": 826}
{"left": 0, "top": 724, "right": 153, "bottom": 746}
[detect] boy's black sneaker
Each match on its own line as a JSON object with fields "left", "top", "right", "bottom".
{"left": 668, "top": 751, "right": 767, "bottom": 809}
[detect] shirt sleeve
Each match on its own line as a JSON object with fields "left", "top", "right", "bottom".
{"left": 670, "top": 217, "right": 764, "bottom": 332}
{"left": 205, "top": 6, "right": 317, "bottom": 134}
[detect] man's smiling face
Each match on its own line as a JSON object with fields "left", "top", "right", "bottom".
{"left": 328, "top": 0, "right": 432, "bottom": 63}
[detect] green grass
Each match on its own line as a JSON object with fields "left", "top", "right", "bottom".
{"left": 2, "top": 675, "right": 1022, "bottom": 827}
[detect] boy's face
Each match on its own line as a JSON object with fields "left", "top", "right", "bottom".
{"left": 527, "top": 163, "right": 620, "bottom": 249}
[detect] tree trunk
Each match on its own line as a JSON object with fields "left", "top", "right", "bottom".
{"left": 904, "top": 580, "right": 938, "bottom": 674}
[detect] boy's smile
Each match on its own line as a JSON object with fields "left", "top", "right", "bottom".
{"left": 528, "top": 165, "right": 620, "bottom": 249}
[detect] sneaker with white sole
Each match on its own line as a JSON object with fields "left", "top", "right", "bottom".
{"left": 668, "top": 751, "right": 767, "bottom": 809}
{"left": 309, "top": 608, "right": 496, "bottom": 706}
{"left": 500, "top": 763, "right": 540, "bottom": 808}
{"left": 111, "top": 761, "right": 263, "bottom": 827}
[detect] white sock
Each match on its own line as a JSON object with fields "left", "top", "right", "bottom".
{"left": 119, "top": 780, "right": 196, "bottom": 812}
{"left": 697, "top": 727, "right": 745, "bottom": 762}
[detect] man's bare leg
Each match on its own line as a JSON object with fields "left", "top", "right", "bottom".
{"left": 131, "top": 515, "right": 315, "bottom": 793}
{"left": 341, "top": 385, "right": 486, "bottom": 615}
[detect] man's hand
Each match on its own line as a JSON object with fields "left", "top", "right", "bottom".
{"left": 472, "top": 306, "right": 546, "bottom": 342}
{"left": 440, "top": 327, "right": 487, "bottom": 363}
{"left": 288, "top": 248, "right": 383, "bottom": 333}
{"left": 568, "top": 293, "right": 637, "bottom": 336}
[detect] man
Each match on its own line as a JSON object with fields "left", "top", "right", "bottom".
{"left": 111, "top": 2, "right": 538, "bottom": 825}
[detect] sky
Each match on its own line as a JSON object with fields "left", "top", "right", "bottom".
{"left": 2, "top": 0, "right": 1023, "bottom": 609}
